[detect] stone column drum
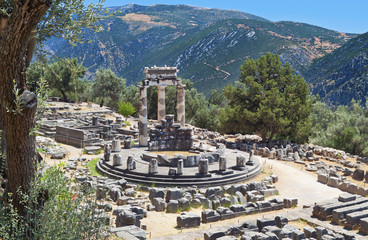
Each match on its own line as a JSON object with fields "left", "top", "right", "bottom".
{"left": 139, "top": 85, "right": 148, "bottom": 146}
{"left": 177, "top": 85, "right": 185, "bottom": 126}
{"left": 177, "top": 159, "right": 184, "bottom": 175}
{"left": 198, "top": 158, "right": 208, "bottom": 175}
{"left": 112, "top": 138, "right": 121, "bottom": 152}
{"left": 149, "top": 159, "right": 158, "bottom": 174}
{"left": 127, "top": 155, "right": 136, "bottom": 170}
{"left": 113, "top": 153, "right": 122, "bottom": 166}
{"left": 157, "top": 86, "right": 166, "bottom": 121}
{"left": 103, "top": 144, "right": 111, "bottom": 162}
{"left": 236, "top": 155, "right": 246, "bottom": 167}
{"left": 219, "top": 156, "right": 227, "bottom": 171}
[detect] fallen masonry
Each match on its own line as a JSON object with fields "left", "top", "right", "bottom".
{"left": 313, "top": 193, "right": 368, "bottom": 233}
{"left": 203, "top": 215, "right": 353, "bottom": 240}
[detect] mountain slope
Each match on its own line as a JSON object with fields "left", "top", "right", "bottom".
{"left": 303, "top": 32, "right": 368, "bottom": 105}
{"left": 45, "top": 4, "right": 355, "bottom": 96}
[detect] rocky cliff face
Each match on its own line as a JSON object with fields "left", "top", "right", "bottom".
{"left": 45, "top": 4, "right": 355, "bottom": 96}
{"left": 303, "top": 32, "right": 368, "bottom": 106}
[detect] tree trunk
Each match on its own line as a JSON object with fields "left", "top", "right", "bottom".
{"left": 100, "top": 99, "right": 104, "bottom": 107}
{"left": 0, "top": 109, "right": 6, "bottom": 178}
{"left": 61, "top": 90, "right": 69, "bottom": 102}
{"left": 0, "top": 0, "right": 50, "bottom": 215}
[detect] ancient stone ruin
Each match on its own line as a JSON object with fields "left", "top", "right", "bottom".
{"left": 148, "top": 115, "right": 192, "bottom": 151}
{"left": 138, "top": 66, "right": 185, "bottom": 146}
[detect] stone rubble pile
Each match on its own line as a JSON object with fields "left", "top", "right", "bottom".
{"left": 203, "top": 215, "right": 352, "bottom": 240}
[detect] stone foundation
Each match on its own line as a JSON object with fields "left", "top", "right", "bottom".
{"left": 148, "top": 115, "right": 193, "bottom": 151}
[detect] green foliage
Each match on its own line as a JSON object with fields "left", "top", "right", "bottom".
{"left": 36, "top": 0, "right": 114, "bottom": 45}
{"left": 123, "top": 121, "right": 131, "bottom": 126}
{"left": 27, "top": 58, "right": 87, "bottom": 102}
{"left": 118, "top": 102, "right": 136, "bottom": 118}
{"left": 88, "top": 158, "right": 103, "bottom": 177}
{"left": 0, "top": 164, "right": 108, "bottom": 239}
{"left": 92, "top": 68, "right": 126, "bottom": 109}
{"left": 219, "top": 53, "right": 311, "bottom": 142}
{"left": 310, "top": 99, "right": 368, "bottom": 156}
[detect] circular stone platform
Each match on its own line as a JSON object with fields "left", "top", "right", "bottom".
{"left": 97, "top": 147, "right": 262, "bottom": 187}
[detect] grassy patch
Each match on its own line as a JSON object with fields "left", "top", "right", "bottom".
{"left": 37, "top": 147, "right": 46, "bottom": 153}
{"left": 88, "top": 158, "right": 103, "bottom": 177}
{"left": 123, "top": 120, "right": 131, "bottom": 126}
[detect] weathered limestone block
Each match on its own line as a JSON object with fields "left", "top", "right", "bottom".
{"left": 166, "top": 188, "right": 183, "bottom": 202}
{"left": 235, "top": 155, "right": 246, "bottom": 169}
{"left": 124, "top": 139, "right": 132, "bottom": 149}
{"left": 257, "top": 218, "right": 276, "bottom": 232}
{"left": 148, "top": 159, "right": 158, "bottom": 174}
{"left": 283, "top": 198, "right": 298, "bottom": 208}
{"left": 113, "top": 153, "right": 122, "bottom": 166}
{"left": 127, "top": 156, "right": 136, "bottom": 170}
{"left": 303, "top": 226, "right": 317, "bottom": 239}
{"left": 352, "top": 168, "right": 365, "bottom": 181}
{"left": 345, "top": 209, "right": 368, "bottom": 228}
{"left": 338, "top": 193, "right": 356, "bottom": 202}
{"left": 327, "top": 177, "right": 340, "bottom": 188}
{"left": 359, "top": 217, "right": 368, "bottom": 235}
{"left": 204, "top": 229, "right": 226, "bottom": 240}
{"left": 177, "top": 212, "right": 200, "bottom": 228}
{"left": 112, "top": 138, "right": 121, "bottom": 152}
{"left": 166, "top": 200, "right": 179, "bottom": 213}
{"left": 332, "top": 202, "right": 368, "bottom": 224}
{"left": 152, "top": 198, "right": 166, "bottom": 212}
{"left": 317, "top": 173, "right": 328, "bottom": 184}
{"left": 149, "top": 188, "right": 165, "bottom": 200}
{"left": 275, "top": 215, "right": 288, "bottom": 228}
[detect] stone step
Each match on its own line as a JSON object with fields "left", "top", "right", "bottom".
{"left": 332, "top": 202, "right": 368, "bottom": 224}
{"left": 345, "top": 209, "right": 368, "bottom": 228}
{"left": 97, "top": 159, "right": 262, "bottom": 187}
{"left": 314, "top": 196, "right": 368, "bottom": 220}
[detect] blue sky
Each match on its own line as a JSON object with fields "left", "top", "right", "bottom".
{"left": 85, "top": 0, "right": 368, "bottom": 34}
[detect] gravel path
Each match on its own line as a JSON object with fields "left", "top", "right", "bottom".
{"left": 263, "top": 157, "right": 343, "bottom": 206}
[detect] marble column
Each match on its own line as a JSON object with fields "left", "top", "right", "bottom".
{"left": 198, "top": 158, "right": 208, "bottom": 175}
{"left": 157, "top": 86, "right": 166, "bottom": 121}
{"left": 177, "top": 159, "right": 184, "bottom": 175}
{"left": 177, "top": 85, "right": 185, "bottom": 126}
{"left": 139, "top": 85, "right": 148, "bottom": 146}
{"left": 112, "top": 138, "right": 121, "bottom": 152}
{"left": 219, "top": 156, "right": 227, "bottom": 171}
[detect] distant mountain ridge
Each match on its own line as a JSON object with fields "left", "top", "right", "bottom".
{"left": 303, "top": 32, "right": 368, "bottom": 106}
{"left": 45, "top": 4, "right": 356, "bottom": 96}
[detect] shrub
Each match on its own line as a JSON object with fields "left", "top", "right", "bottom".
{"left": 118, "top": 101, "right": 136, "bottom": 118}
{"left": 0, "top": 164, "right": 108, "bottom": 239}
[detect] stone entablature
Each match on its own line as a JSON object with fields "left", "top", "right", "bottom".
{"left": 139, "top": 66, "right": 186, "bottom": 147}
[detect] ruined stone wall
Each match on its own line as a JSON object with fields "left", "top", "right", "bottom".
{"left": 148, "top": 115, "right": 192, "bottom": 151}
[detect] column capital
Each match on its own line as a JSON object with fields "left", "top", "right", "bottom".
{"left": 138, "top": 85, "right": 148, "bottom": 89}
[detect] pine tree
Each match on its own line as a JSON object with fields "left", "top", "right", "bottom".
{"left": 219, "top": 53, "right": 311, "bottom": 142}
